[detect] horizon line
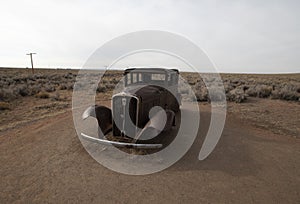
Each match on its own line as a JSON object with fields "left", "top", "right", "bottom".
{"left": 0, "top": 66, "right": 299, "bottom": 75}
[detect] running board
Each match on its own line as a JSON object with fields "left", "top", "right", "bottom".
{"left": 80, "top": 133, "right": 163, "bottom": 149}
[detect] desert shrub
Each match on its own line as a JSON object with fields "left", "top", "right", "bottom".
{"left": 12, "top": 77, "right": 21, "bottom": 83}
{"left": 66, "top": 83, "right": 73, "bottom": 90}
{"left": 50, "top": 92, "right": 64, "bottom": 101}
{"left": 268, "top": 85, "right": 299, "bottom": 101}
{"left": 101, "top": 79, "right": 108, "bottom": 84}
{"left": 0, "top": 101, "right": 10, "bottom": 110}
{"left": 0, "top": 80, "right": 6, "bottom": 87}
{"left": 257, "top": 85, "right": 273, "bottom": 98}
{"left": 194, "top": 86, "right": 208, "bottom": 102}
{"left": 208, "top": 87, "right": 226, "bottom": 102}
{"left": 26, "top": 75, "right": 35, "bottom": 81}
{"left": 17, "top": 85, "right": 29, "bottom": 96}
{"left": 231, "top": 78, "right": 241, "bottom": 85}
{"left": 245, "top": 85, "right": 257, "bottom": 97}
{"left": 52, "top": 81, "right": 61, "bottom": 86}
{"left": 0, "top": 88, "right": 17, "bottom": 100}
{"left": 5, "top": 78, "right": 14, "bottom": 86}
{"left": 58, "top": 84, "right": 67, "bottom": 90}
{"left": 37, "top": 78, "right": 47, "bottom": 84}
{"left": 29, "top": 84, "right": 42, "bottom": 96}
{"left": 44, "top": 84, "right": 56, "bottom": 92}
{"left": 97, "top": 85, "right": 106, "bottom": 93}
{"left": 224, "top": 83, "right": 235, "bottom": 93}
{"left": 35, "top": 92, "right": 50, "bottom": 99}
{"left": 111, "top": 78, "right": 119, "bottom": 84}
{"left": 280, "top": 87, "right": 299, "bottom": 101}
{"left": 227, "top": 88, "right": 247, "bottom": 103}
{"left": 27, "top": 80, "right": 36, "bottom": 86}
{"left": 63, "top": 73, "right": 74, "bottom": 79}
{"left": 49, "top": 74, "right": 61, "bottom": 81}
{"left": 105, "top": 83, "right": 115, "bottom": 90}
{"left": 270, "top": 89, "right": 281, "bottom": 99}
{"left": 188, "top": 81, "right": 196, "bottom": 86}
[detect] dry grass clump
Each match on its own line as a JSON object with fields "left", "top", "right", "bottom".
{"left": 0, "top": 101, "right": 10, "bottom": 110}
{"left": 35, "top": 92, "right": 50, "bottom": 99}
{"left": 50, "top": 92, "right": 66, "bottom": 101}
{"left": 58, "top": 84, "right": 67, "bottom": 90}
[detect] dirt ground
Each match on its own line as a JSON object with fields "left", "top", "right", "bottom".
{"left": 0, "top": 96, "right": 299, "bottom": 203}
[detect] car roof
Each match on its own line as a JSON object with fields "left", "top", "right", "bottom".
{"left": 124, "top": 67, "right": 179, "bottom": 75}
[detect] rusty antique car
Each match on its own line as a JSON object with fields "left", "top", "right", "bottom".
{"left": 81, "top": 68, "right": 181, "bottom": 149}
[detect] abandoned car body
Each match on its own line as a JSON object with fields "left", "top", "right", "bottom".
{"left": 81, "top": 68, "right": 181, "bottom": 148}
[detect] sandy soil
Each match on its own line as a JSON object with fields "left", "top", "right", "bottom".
{"left": 0, "top": 97, "right": 299, "bottom": 203}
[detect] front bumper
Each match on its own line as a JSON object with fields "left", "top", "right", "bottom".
{"left": 80, "top": 133, "right": 162, "bottom": 149}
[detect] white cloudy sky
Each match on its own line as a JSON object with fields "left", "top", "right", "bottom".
{"left": 0, "top": 0, "right": 299, "bottom": 73}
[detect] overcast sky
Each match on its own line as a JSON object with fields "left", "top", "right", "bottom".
{"left": 0, "top": 0, "right": 299, "bottom": 73}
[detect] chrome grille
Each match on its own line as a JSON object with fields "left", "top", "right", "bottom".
{"left": 112, "top": 95, "right": 138, "bottom": 137}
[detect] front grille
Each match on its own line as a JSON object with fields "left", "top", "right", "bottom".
{"left": 112, "top": 95, "right": 138, "bottom": 137}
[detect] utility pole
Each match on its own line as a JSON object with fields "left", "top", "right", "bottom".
{"left": 26, "top": 53, "right": 36, "bottom": 74}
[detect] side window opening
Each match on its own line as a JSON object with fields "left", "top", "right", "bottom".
{"left": 126, "top": 73, "right": 131, "bottom": 85}
{"left": 132, "top": 73, "right": 137, "bottom": 83}
{"left": 138, "top": 73, "right": 143, "bottom": 82}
